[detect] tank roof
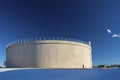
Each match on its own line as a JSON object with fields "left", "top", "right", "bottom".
{"left": 6, "top": 37, "right": 90, "bottom": 48}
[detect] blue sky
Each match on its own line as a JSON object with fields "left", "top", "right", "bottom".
{"left": 0, "top": 0, "right": 120, "bottom": 66}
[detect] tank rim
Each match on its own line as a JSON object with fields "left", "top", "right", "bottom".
{"left": 6, "top": 37, "right": 91, "bottom": 48}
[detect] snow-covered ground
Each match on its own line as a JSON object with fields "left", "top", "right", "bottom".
{"left": 0, "top": 68, "right": 37, "bottom": 72}
{"left": 0, "top": 68, "right": 120, "bottom": 80}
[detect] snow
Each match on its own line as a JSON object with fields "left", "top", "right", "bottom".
{"left": 0, "top": 68, "right": 120, "bottom": 80}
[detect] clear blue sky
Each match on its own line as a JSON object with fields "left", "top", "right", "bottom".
{"left": 0, "top": 0, "right": 120, "bottom": 66}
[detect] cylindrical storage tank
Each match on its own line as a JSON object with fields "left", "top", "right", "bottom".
{"left": 6, "top": 40, "right": 92, "bottom": 68}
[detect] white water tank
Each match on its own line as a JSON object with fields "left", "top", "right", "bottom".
{"left": 6, "top": 40, "right": 92, "bottom": 68}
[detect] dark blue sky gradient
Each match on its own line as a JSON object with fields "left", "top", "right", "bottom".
{"left": 0, "top": 0, "right": 120, "bottom": 66}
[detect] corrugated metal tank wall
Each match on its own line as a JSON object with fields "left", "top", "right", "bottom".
{"left": 6, "top": 40, "right": 92, "bottom": 68}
